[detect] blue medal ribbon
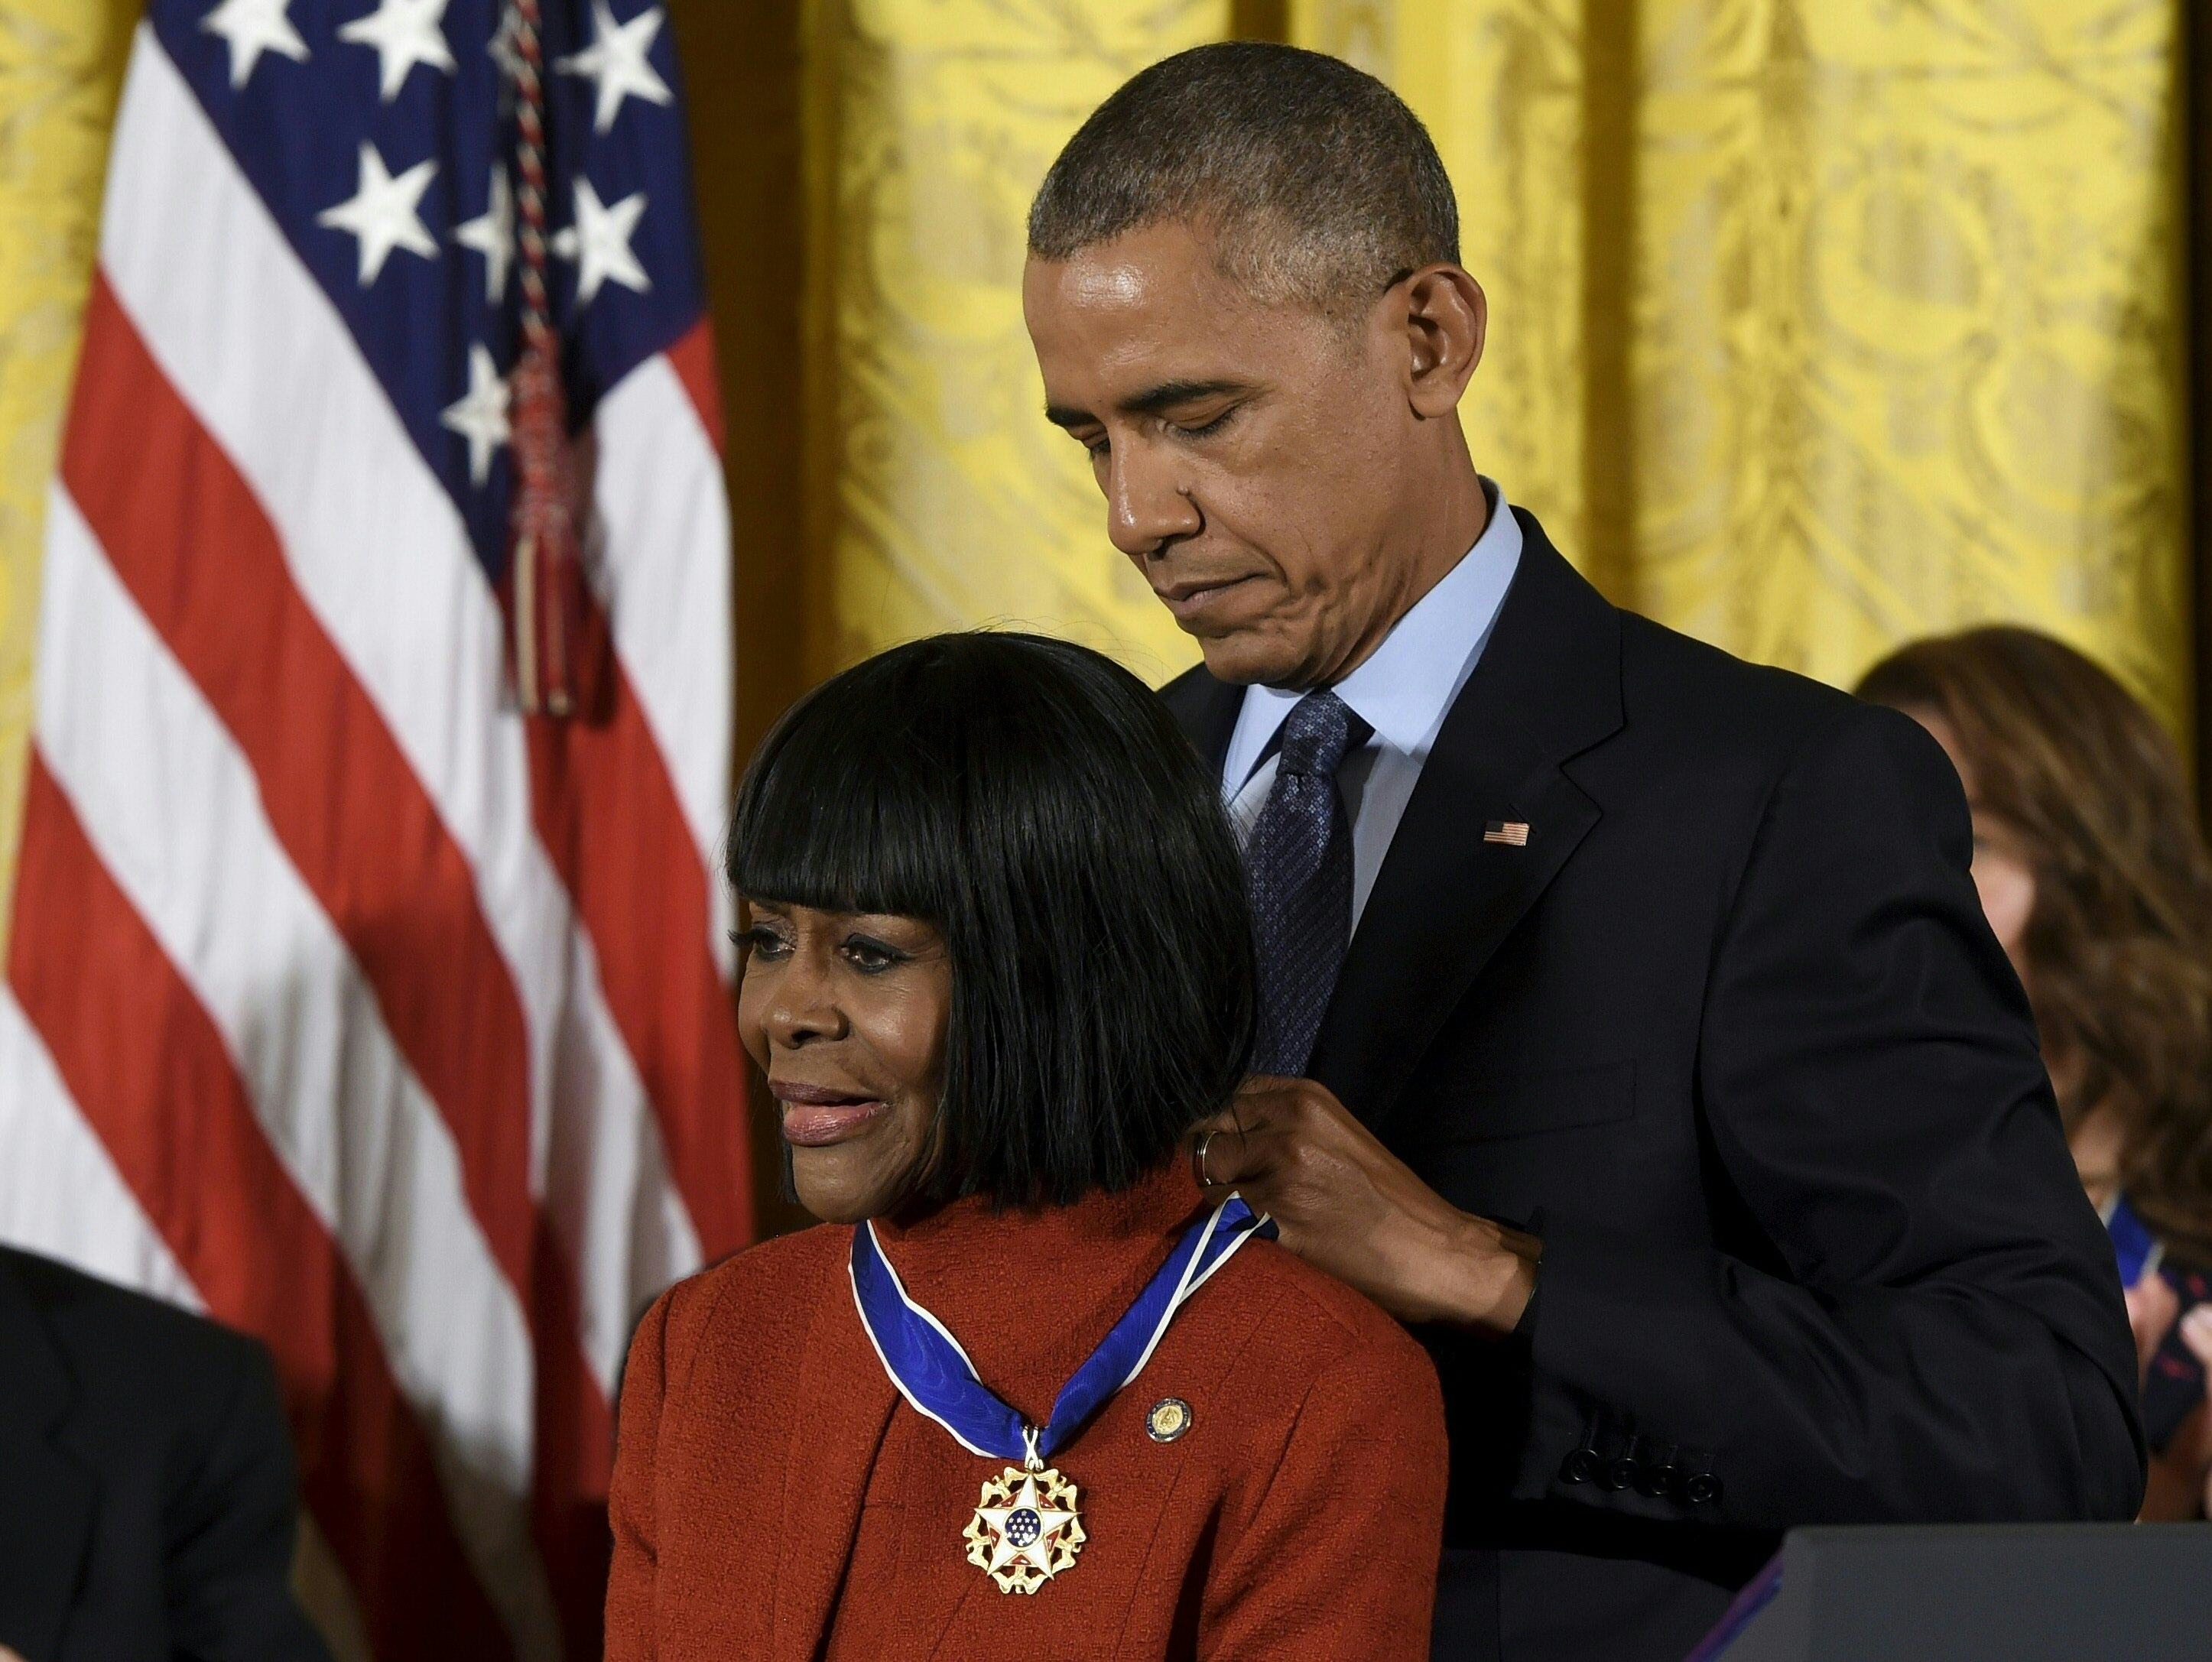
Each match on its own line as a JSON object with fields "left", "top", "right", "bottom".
{"left": 849, "top": 1192, "right": 1276, "bottom": 1466}
{"left": 2104, "top": 1191, "right": 2163, "bottom": 1289}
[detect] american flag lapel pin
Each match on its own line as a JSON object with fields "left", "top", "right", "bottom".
{"left": 1483, "top": 820, "right": 1531, "bottom": 847}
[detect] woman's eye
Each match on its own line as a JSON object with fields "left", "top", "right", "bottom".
{"left": 841, "top": 936, "right": 904, "bottom": 973}
{"left": 740, "top": 926, "right": 792, "bottom": 959}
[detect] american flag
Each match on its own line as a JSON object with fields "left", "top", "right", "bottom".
{"left": 0, "top": 3, "right": 750, "bottom": 1658}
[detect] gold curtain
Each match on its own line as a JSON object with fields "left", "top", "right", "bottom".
{"left": 0, "top": 0, "right": 129, "bottom": 956}
{"left": 0, "top": 0, "right": 2192, "bottom": 952}
{"left": 798, "top": 0, "right": 1220, "bottom": 688}
{"left": 1292, "top": 0, "right": 2190, "bottom": 733}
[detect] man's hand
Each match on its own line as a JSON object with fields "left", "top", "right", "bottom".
{"left": 1189, "top": 1075, "right": 1538, "bottom": 1333}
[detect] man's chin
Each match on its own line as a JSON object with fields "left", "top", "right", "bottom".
{"left": 1194, "top": 628, "right": 1317, "bottom": 690}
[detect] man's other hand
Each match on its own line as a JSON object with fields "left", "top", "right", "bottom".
{"left": 1190, "top": 1076, "right": 1538, "bottom": 1333}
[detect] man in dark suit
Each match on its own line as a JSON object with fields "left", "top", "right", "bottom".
{"left": 1022, "top": 42, "right": 2142, "bottom": 1662}
{"left": 0, "top": 1244, "right": 328, "bottom": 1662}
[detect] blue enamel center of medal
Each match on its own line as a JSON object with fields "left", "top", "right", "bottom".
{"left": 1005, "top": 1508, "right": 1041, "bottom": 1547}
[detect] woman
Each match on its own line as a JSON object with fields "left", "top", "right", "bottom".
{"left": 605, "top": 633, "right": 1447, "bottom": 1660}
{"left": 1858, "top": 627, "right": 2212, "bottom": 1518}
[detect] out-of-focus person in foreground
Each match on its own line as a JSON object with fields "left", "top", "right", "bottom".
{"left": 0, "top": 1244, "right": 330, "bottom": 1662}
{"left": 1861, "top": 627, "right": 2212, "bottom": 1519}
{"left": 603, "top": 633, "right": 1447, "bottom": 1662}
{"left": 1022, "top": 41, "right": 2143, "bottom": 1662}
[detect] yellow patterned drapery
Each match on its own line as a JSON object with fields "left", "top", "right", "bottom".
{"left": 1292, "top": 0, "right": 2189, "bottom": 735}
{"left": 0, "top": 0, "right": 130, "bottom": 955}
{"left": 801, "top": 0, "right": 1219, "bottom": 688}
{"left": 0, "top": 0, "right": 2192, "bottom": 955}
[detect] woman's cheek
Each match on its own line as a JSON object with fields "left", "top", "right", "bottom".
{"left": 1972, "top": 845, "right": 2036, "bottom": 973}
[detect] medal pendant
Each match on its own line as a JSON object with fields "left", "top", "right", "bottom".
{"left": 964, "top": 1463, "right": 1085, "bottom": 1594}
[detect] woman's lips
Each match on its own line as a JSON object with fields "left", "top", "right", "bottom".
{"left": 772, "top": 1081, "right": 888, "bottom": 1147}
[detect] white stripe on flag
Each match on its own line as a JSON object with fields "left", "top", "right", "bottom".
{"left": 592, "top": 353, "right": 735, "bottom": 959}
{"left": 0, "top": 986, "right": 201, "bottom": 1310}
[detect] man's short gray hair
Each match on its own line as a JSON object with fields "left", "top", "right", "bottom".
{"left": 1027, "top": 42, "right": 1460, "bottom": 316}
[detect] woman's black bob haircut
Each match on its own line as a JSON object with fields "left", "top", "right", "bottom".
{"left": 729, "top": 632, "right": 1255, "bottom": 1209}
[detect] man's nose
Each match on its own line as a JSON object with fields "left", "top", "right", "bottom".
{"left": 1104, "top": 439, "right": 1202, "bottom": 557}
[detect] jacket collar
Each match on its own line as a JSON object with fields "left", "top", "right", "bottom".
{"left": 1165, "top": 510, "right": 1625, "bottom": 1130}
{"left": 0, "top": 1248, "right": 99, "bottom": 1660}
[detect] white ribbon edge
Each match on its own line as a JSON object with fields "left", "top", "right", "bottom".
{"left": 1110, "top": 1191, "right": 1268, "bottom": 1394}
{"left": 849, "top": 1222, "right": 1005, "bottom": 1460}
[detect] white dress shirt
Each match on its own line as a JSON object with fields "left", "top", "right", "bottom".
{"left": 1223, "top": 481, "right": 1522, "bottom": 927}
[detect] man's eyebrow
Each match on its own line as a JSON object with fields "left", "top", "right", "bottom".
{"left": 1044, "top": 378, "right": 1254, "bottom": 430}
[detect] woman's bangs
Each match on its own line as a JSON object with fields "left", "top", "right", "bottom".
{"left": 728, "top": 683, "right": 958, "bottom": 923}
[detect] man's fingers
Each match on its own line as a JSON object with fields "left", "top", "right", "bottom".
{"left": 2127, "top": 1274, "right": 2182, "bottom": 1378}
{"left": 2179, "top": 1305, "right": 2212, "bottom": 1371}
{"left": 1190, "top": 1122, "right": 1258, "bottom": 1188}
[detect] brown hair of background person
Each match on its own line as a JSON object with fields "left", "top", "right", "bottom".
{"left": 1857, "top": 628, "right": 2212, "bottom": 1269}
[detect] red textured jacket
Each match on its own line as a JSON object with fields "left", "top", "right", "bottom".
{"left": 604, "top": 1164, "right": 1447, "bottom": 1661}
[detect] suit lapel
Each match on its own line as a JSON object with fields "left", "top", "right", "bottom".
{"left": 1159, "top": 664, "right": 1243, "bottom": 777}
{"left": 1308, "top": 515, "right": 1624, "bottom": 1131}
{"left": 1157, "top": 516, "right": 1626, "bottom": 1133}
{"left": 768, "top": 1232, "right": 900, "bottom": 1662}
{"left": 0, "top": 1255, "right": 96, "bottom": 1661}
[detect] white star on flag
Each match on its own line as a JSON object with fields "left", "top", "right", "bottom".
{"left": 974, "top": 1473, "right": 1078, "bottom": 1577}
{"left": 454, "top": 167, "right": 515, "bottom": 303}
{"left": 440, "top": 344, "right": 511, "bottom": 485}
{"left": 557, "top": 1, "right": 674, "bottom": 133}
{"left": 336, "top": 0, "right": 456, "bottom": 102}
{"left": 200, "top": 0, "right": 309, "bottom": 89}
{"left": 317, "top": 142, "right": 440, "bottom": 285}
{"left": 552, "top": 179, "right": 651, "bottom": 304}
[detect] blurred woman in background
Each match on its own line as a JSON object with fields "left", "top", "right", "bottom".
{"left": 1859, "top": 628, "right": 2212, "bottom": 1518}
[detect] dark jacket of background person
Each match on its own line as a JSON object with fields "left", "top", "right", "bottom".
{"left": 1165, "top": 514, "right": 2144, "bottom": 1662}
{"left": 0, "top": 1245, "right": 329, "bottom": 1662}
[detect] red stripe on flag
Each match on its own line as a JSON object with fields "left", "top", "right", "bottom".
{"left": 8, "top": 754, "right": 515, "bottom": 1662}
{"left": 64, "top": 273, "right": 613, "bottom": 1654}
{"left": 664, "top": 316, "right": 725, "bottom": 454}
{"left": 529, "top": 676, "right": 754, "bottom": 1260}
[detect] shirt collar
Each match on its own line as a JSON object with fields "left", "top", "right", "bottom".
{"left": 1224, "top": 480, "right": 1523, "bottom": 781}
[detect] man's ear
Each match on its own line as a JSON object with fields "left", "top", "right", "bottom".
{"left": 1398, "top": 265, "right": 1486, "bottom": 418}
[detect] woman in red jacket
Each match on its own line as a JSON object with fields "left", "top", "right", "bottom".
{"left": 605, "top": 632, "right": 1446, "bottom": 1662}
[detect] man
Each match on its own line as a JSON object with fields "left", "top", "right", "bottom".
{"left": 1021, "top": 42, "right": 2142, "bottom": 1662}
{"left": 0, "top": 1244, "right": 329, "bottom": 1662}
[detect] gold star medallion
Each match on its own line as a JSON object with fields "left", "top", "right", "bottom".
{"left": 963, "top": 1465, "right": 1085, "bottom": 1593}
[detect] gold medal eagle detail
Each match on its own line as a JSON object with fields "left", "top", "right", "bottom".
{"left": 964, "top": 1464, "right": 1085, "bottom": 1593}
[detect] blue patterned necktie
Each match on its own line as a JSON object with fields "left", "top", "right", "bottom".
{"left": 1246, "top": 690, "right": 1372, "bottom": 1076}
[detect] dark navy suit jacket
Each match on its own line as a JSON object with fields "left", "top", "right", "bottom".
{"left": 0, "top": 1245, "right": 327, "bottom": 1662}
{"left": 1164, "top": 510, "right": 2144, "bottom": 1662}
